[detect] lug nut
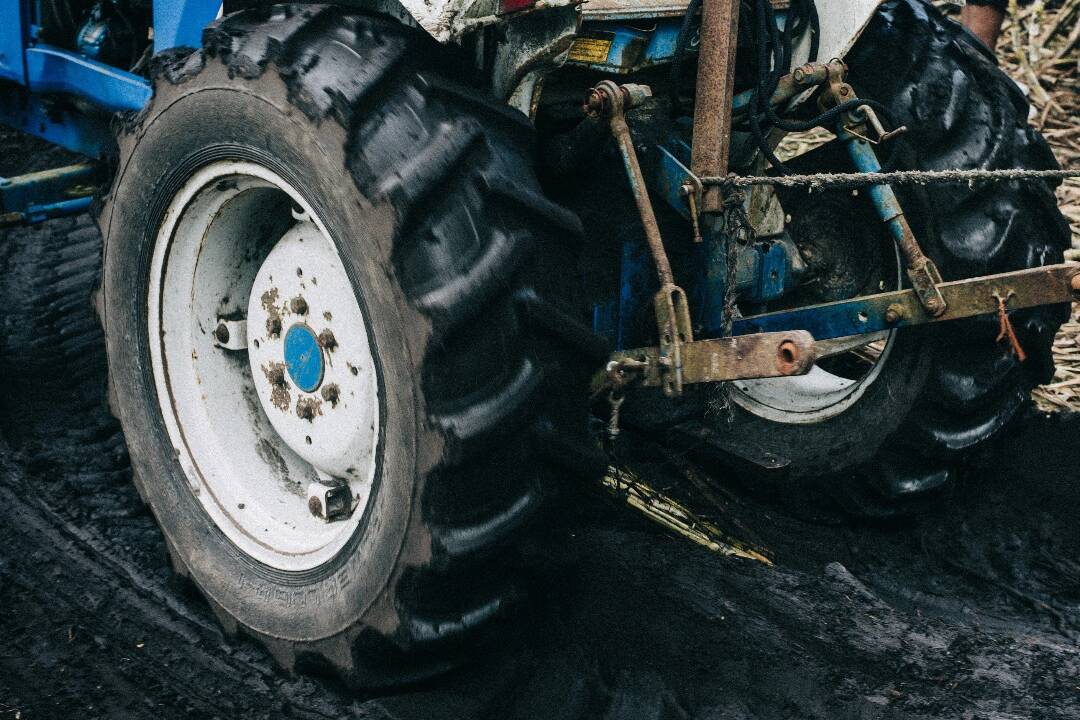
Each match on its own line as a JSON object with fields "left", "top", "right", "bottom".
{"left": 297, "top": 402, "right": 315, "bottom": 421}
{"left": 267, "top": 365, "right": 286, "bottom": 386}
{"left": 318, "top": 329, "right": 337, "bottom": 351}
{"left": 321, "top": 383, "right": 339, "bottom": 406}
{"left": 214, "top": 323, "right": 230, "bottom": 344}
{"left": 267, "top": 316, "right": 282, "bottom": 337}
{"left": 290, "top": 297, "right": 309, "bottom": 315}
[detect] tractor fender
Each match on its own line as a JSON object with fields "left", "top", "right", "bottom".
{"left": 793, "top": 0, "right": 887, "bottom": 64}
{"left": 579, "top": 0, "right": 887, "bottom": 65}
{"left": 392, "top": 0, "right": 578, "bottom": 41}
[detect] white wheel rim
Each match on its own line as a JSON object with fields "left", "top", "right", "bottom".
{"left": 729, "top": 248, "right": 903, "bottom": 424}
{"left": 148, "top": 161, "right": 380, "bottom": 572}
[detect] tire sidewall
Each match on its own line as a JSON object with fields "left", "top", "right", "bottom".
{"left": 102, "top": 64, "right": 428, "bottom": 641}
{"left": 713, "top": 327, "right": 935, "bottom": 477}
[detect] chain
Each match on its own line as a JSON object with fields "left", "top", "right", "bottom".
{"left": 700, "top": 167, "right": 1080, "bottom": 191}
{"left": 702, "top": 180, "right": 756, "bottom": 421}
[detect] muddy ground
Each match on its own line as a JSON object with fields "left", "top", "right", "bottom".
{"left": 4, "top": 163, "right": 1080, "bottom": 719}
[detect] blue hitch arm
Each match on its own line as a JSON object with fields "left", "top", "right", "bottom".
{"left": 0, "top": 163, "right": 99, "bottom": 226}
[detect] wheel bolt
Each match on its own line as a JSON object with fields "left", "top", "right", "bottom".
{"left": 290, "top": 297, "right": 309, "bottom": 315}
{"left": 267, "top": 365, "right": 286, "bottom": 386}
{"left": 214, "top": 323, "right": 230, "bottom": 344}
{"left": 885, "top": 304, "right": 905, "bottom": 324}
{"left": 267, "top": 317, "right": 282, "bottom": 337}
{"left": 318, "top": 329, "right": 337, "bottom": 351}
{"left": 321, "top": 383, "right": 339, "bottom": 406}
{"left": 297, "top": 401, "right": 316, "bottom": 421}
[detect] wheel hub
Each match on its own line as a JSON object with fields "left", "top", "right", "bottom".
{"left": 284, "top": 323, "right": 324, "bottom": 392}
{"left": 246, "top": 215, "right": 379, "bottom": 484}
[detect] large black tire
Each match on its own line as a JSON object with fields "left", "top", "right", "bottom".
{"left": 677, "top": 0, "right": 1070, "bottom": 517}
{"left": 96, "top": 5, "right": 605, "bottom": 687}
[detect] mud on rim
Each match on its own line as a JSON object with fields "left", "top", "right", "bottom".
{"left": 148, "top": 160, "right": 382, "bottom": 572}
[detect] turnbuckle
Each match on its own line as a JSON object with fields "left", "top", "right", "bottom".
{"left": 820, "top": 62, "right": 947, "bottom": 317}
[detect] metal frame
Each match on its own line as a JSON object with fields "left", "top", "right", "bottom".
{"left": 0, "top": 0, "right": 219, "bottom": 221}
{"left": 0, "top": 0, "right": 219, "bottom": 156}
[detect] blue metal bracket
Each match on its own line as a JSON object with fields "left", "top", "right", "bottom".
{"left": 0, "top": 84, "right": 114, "bottom": 157}
{"left": 0, "top": 0, "right": 28, "bottom": 83}
{"left": 25, "top": 45, "right": 152, "bottom": 113}
{"left": 0, "top": 163, "right": 99, "bottom": 226}
{"left": 567, "top": 19, "right": 686, "bottom": 74}
{"left": 154, "top": 0, "right": 222, "bottom": 53}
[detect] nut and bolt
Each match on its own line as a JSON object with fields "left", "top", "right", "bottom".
{"left": 214, "top": 323, "right": 230, "bottom": 344}
{"left": 297, "top": 402, "right": 315, "bottom": 421}
{"left": 321, "top": 383, "right": 340, "bottom": 406}
{"left": 290, "top": 297, "right": 309, "bottom": 315}
{"left": 267, "top": 365, "right": 286, "bottom": 386}
{"left": 267, "top": 317, "right": 282, "bottom": 337}
{"left": 884, "top": 304, "right": 906, "bottom": 324}
{"left": 318, "top": 329, "right": 337, "bottom": 351}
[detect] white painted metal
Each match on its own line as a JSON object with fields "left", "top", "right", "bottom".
{"left": 728, "top": 334, "right": 895, "bottom": 423}
{"left": 148, "top": 161, "right": 380, "bottom": 572}
{"left": 213, "top": 317, "right": 247, "bottom": 350}
{"left": 730, "top": 250, "right": 902, "bottom": 424}
{"left": 791, "top": 0, "right": 886, "bottom": 66}
{"left": 246, "top": 213, "right": 380, "bottom": 486}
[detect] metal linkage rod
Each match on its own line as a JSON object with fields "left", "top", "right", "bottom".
{"left": 690, "top": 0, "right": 742, "bottom": 213}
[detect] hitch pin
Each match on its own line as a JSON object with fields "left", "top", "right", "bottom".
{"left": 682, "top": 182, "right": 703, "bottom": 243}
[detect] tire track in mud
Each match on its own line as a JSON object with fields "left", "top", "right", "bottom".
{"left": 4, "top": 211, "right": 1080, "bottom": 719}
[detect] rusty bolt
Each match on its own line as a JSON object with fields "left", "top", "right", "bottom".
{"left": 308, "top": 496, "right": 323, "bottom": 518}
{"left": 318, "top": 329, "right": 337, "bottom": 351}
{"left": 297, "top": 402, "right": 315, "bottom": 421}
{"left": 583, "top": 89, "right": 607, "bottom": 118}
{"left": 321, "top": 383, "right": 340, "bottom": 406}
{"left": 839, "top": 85, "right": 850, "bottom": 96}
{"left": 267, "top": 316, "right": 282, "bottom": 337}
{"left": 290, "top": 297, "right": 309, "bottom": 315}
{"left": 214, "top": 323, "right": 230, "bottom": 345}
{"left": 267, "top": 365, "right": 286, "bottom": 386}
{"left": 792, "top": 67, "right": 805, "bottom": 83}
{"left": 884, "top": 304, "right": 906, "bottom": 324}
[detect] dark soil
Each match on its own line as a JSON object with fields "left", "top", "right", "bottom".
{"left": 3, "top": 140, "right": 1080, "bottom": 718}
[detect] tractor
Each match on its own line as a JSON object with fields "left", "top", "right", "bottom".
{"left": 0, "top": 0, "right": 1074, "bottom": 687}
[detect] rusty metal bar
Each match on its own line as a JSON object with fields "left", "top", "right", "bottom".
{"left": 611, "top": 330, "right": 816, "bottom": 387}
{"left": 690, "top": 0, "right": 741, "bottom": 213}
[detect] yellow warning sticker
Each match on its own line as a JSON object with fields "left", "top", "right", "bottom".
{"left": 568, "top": 37, "right": 612, "bottom": 64}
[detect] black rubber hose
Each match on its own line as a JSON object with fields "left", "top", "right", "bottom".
{"left": 669, "top": 0, "right": 704, "bottom": 114}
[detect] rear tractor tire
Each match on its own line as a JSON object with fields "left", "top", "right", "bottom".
{"left": 680, "top": 0, "right": 1071, "bottom": 517}
{"left": 96, "top": 5, "right": 604, "bottom": 687}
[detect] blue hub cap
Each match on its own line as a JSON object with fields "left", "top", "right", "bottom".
{"left": 283, "top": 323, "right": 324, "bottom": 393}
